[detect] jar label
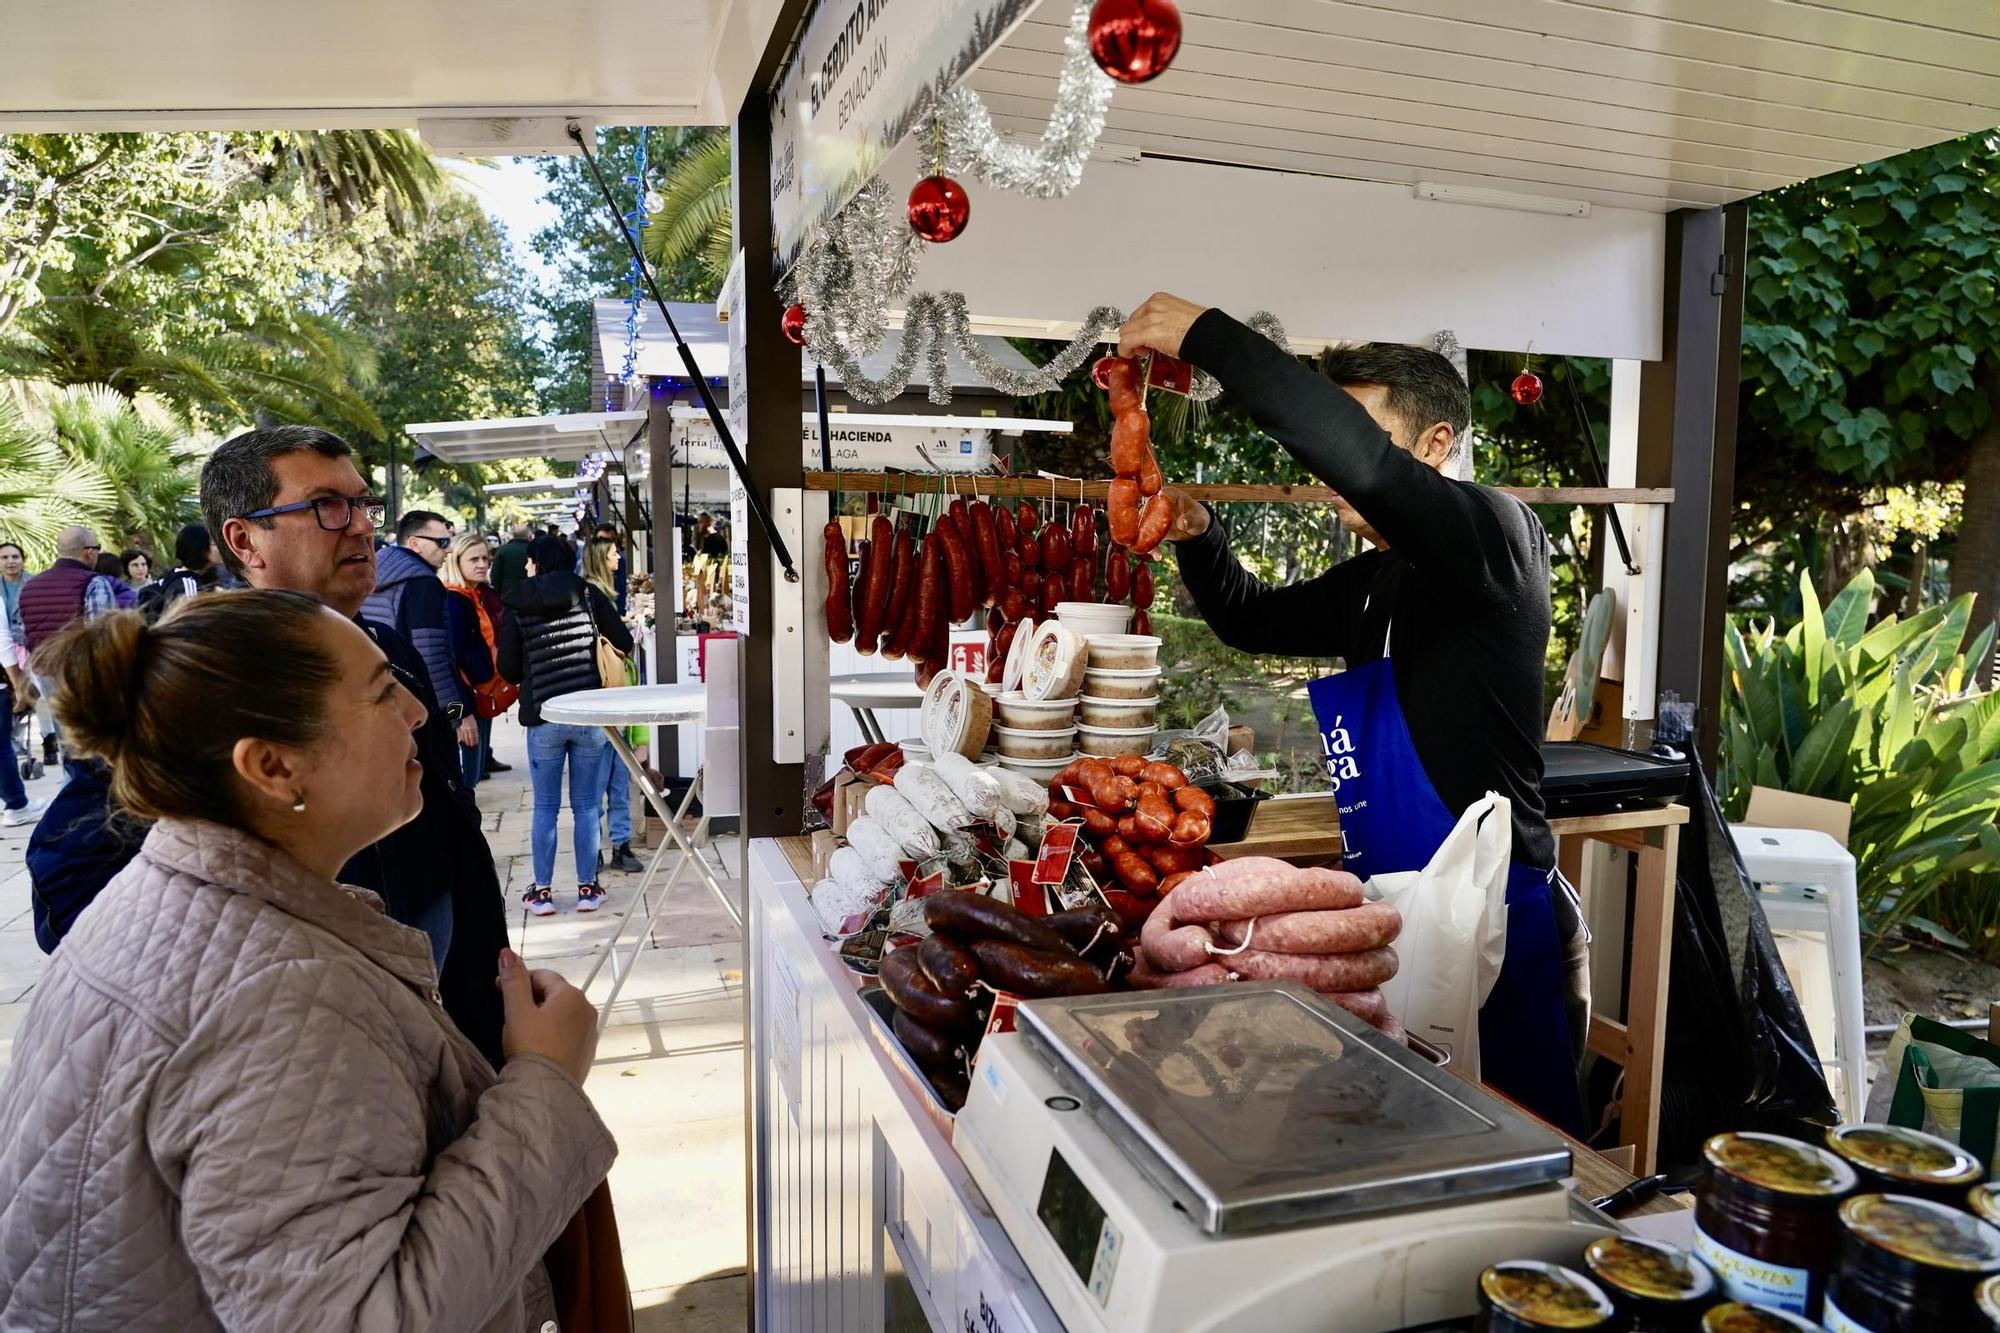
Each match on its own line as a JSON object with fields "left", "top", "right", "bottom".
{"left": 1693, "top": 1222, "right": 1811, "bottom": 1314}
{"left": 1822, "top": 1295, "right": 1871, "bottom": 1332}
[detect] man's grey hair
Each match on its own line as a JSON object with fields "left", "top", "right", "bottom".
{"left": 55, "top": 526, "right": 100, "bottom": 560}
{"left": 201, "top": 426, "right": 354, "bottom": 575}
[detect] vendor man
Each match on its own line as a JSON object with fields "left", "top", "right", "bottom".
{"left": 1119, "top": 294, "right": 1588, "bottom": 1134}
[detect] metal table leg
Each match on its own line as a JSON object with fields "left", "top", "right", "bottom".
{"left": 578, "top": 725, "right": 740, "bottom": 1025}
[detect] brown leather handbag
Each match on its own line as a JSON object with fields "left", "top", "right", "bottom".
{"left": 543, "top": 1181, "right": 634, "bottom": 1333}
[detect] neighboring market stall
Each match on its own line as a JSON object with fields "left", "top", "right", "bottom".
{"left": 712, "top": 3, "right": 2000, "bottom": 1331}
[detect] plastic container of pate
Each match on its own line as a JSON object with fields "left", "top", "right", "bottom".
{"left": 1082, "top": 665, "right": 1163, "bottom": 701}
{"left": 1079, "top": 695, "right": 1159, "bottom": 729}
{"left": 993, "top": 691, "right": 1079, "bottom": 731}
{"left": 1085, "top": 634, "right": 1162, "bottom": 670}
{"left": 993, "top": 724, "right": 1078, "bottom": 761}
{"left": 1076, "top": 721, "right": 1157, "bottom": 758}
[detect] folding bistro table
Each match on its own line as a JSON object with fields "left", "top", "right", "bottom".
{"left": 828, "top": 671, "right": 925, "bottom": 746}
{"left": 539, "top": 683, "right": 739, "bottom": 1023}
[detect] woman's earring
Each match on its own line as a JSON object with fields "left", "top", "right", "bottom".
{"left": 290, "top": 792, "right": 306, "bottom": 813}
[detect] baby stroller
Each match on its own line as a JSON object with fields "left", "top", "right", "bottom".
{"left": 12, "top": 703, "right": 42, "bottom": 782}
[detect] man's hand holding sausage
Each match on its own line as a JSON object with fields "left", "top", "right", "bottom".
{"left": 1117, "top": 292, "right": 1208, "bottom": 361}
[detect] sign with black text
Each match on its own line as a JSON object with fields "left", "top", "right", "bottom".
{"left": 768, "top": 0, "right": 1039, "bottom": 272}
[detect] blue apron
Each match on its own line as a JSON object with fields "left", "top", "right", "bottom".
{"left": 1308, "top": 625, "right": 1585, "bottom": 1136}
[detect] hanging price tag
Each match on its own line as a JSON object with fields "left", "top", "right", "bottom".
{"left": 1146, "top": 353, "right": 1195, "bottom": 396}
{"left": 1033, "top": 822, "right": 1082, "bottom": 884}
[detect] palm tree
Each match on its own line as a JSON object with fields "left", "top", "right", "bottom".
{"left": 0, "top": 389, "right": 118, "bottom": 566}
{"left": 639, "top": 129, "right": 734, "bottom": 290}
{"left": 275, "top": 130, "right": 449, "bottom": 235}
{"left": 38, "top": 384, "right": 204, "bottom": 548}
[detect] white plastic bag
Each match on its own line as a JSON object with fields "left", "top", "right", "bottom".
{"left": 1368, "top": 792, "right": 1512, "bottom": 1077}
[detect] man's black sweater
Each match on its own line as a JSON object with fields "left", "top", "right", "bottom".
{"left": 1175, "top": 309, "right": 1555, "bottom": 869}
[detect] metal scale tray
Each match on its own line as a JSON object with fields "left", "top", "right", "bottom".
{"left": 1016, "top": 981, "right": 1571, "bottom": 1236}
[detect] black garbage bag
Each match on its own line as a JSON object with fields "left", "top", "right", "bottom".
{"left": 1653, "top": 747, "right": 1838, "bottom": 1177}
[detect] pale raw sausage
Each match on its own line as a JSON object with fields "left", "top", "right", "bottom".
{"left": 1169, "top": 858, "right": 1364, "bottom": 920}
{"left": 1139, "top": 885, "right": 1216, "bottom": 973}
{"left": 1129, "top": 952, "right": 1233, "bottom": 989}
{"left": 1214, "top": 946, "right": 1398, "bottom": 992}
{"left": 1209, "top": 902, "right": 1402, "bottom": 955}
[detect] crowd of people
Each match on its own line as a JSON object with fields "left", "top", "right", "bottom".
{"left": 0, "top": 426, "right": 650, "bottom": 1327}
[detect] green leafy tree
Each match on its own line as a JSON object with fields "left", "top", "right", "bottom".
{"left": 0, "top": 383, "right": 198, "bottom": 562}
{"left": 1738, "top": 130, "right": 2000, "bottom": 678}
{"left": 639, "top": 128, "right": 733, "bottom": 292}
{"left": 528, "top": 127, "right": 723, "bottom": 413}
{"left": 339, "top": 194, "right": 548, "bottom": 511}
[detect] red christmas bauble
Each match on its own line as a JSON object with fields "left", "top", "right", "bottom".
{"left": 1089, "top": 0, "right": 1183, "bottom": 84}
{"left": 1510, "top": 370, "right": 1543, "bottom": 406}
{"left": 907, "top": 174, "right": 971, "bottom": 243}
{"left": 781, "top": 304, "right": 808, "bottom": 345}
{"left": 1092, "top": 355, "right": 1119, "bottom": 390}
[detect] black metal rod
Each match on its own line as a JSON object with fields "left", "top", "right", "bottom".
{"left": 814, "top": 362, "right": 833, "bottom": 473}
{"left": 566, "top": 121, "right": 800, "bottom": 582}
{"left": 1561, "top": 357, "right": 1639, "bottom": 576}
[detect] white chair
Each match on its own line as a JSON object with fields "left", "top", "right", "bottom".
{"left": 1729, "top": 825, "right": 1867, "bottom": 1124}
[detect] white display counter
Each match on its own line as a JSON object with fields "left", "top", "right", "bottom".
{"left": 747, "top": 835, "right": 1063, "bottom": 1333}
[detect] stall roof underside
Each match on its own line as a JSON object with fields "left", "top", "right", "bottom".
{"left": 973, "top": 0, "right": 2000, "bottom": 214}
{"left": 7, "top": 1, "right": 1994, "bottom": 216}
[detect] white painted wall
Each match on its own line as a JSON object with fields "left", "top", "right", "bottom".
{"left": 884, "top": 145, "right": 1666, "bottom": 360}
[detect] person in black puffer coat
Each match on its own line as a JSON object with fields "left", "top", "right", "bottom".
{"left": 498, "top": 535, "right": 632, "bottom": 917}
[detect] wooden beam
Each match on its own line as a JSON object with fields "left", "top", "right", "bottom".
{"left": 801, "top": 472, "right": 1672, "bottom": 507}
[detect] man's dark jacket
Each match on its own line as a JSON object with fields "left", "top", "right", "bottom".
{"left": 25, "top": 618, "right": 507, "bottom": 1067}
{"left": 361, "top": 545, "right": 464, "bottom": 713}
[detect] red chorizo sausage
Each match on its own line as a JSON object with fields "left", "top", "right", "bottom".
{"left": 1170, "top": 858, "right": 1366, "bottom": 920}
{"left": 1107, "top": 478, "right": 1141, "bottom": 546}
{"left": 936, "top": 513, "right": 976, "bottom": 623}
{"left": 1132, "top": 560, "right": 1155, "bottom": 609}
{"left": 1039, "top": 575, "right": 1063, "bottom": 617}
{"left": 971, "top": 501, "right": 1003, "bottom": 608}
{"left": 1138, "top": 448, "right": 1164, "bottom": 498}
{"left": 856, "top": 514, "right": 894, "bottom": 653}
{"left": 994, "top": 500, "right": 1018, "bottom": 561}
{"left": 1017, "top": 502, "right": 1041, "bottom": 567}
{"left": 949, "top": 498, "right": 984, "bottom": 607}
{"left": 1020, "top": 567, "right": 1042, "bottom": 605}
{"left": 1104, "top": 547, "right": 1130, "bottom": 602}
{"left": 908, "top": 531, "right": 943, "bottom": 665}
{"left": 1112, "top": 851, "right": 1159, "bottom": 895}
{"left": 1133, "top": 491, "right": 1173, "bottom": 554}
{"left": 1109, "top": 412, "right": 1149, "bottom": 476}
{"left": 1072, "top": 502, "right": 1098, "bottom": 557}
{"left": 1112, "top": 754, "right": 1148, "bottom": 778}
{"left": 1173, "top": 785, "right": 1216, "bottom": 814}
{"left": 1042, "top": 522, "right": 1072, "bottom": 573}
{"left": 823, "top": 521, "right": 853, "bottom": 644}
{"left": 1069, "top": 559, "right": 1093, "bottom": 604}
{"left": 1133, "top": 792, "right": 1175, "bottom": 842}
{"left": 1133, "top": 607, "right": 1152, "bottom": 637}
{"left": 1103, "top": 355, "right": 1145, "bottom": 415}
{"left": 1142, "top": 761, "right": 1187, "bottom": 790}
{"left": 1170, "top": 810, "right": 1212, "bottom": 845}
{"left": 880, "top": 523, "right": 917, "bottom": 660}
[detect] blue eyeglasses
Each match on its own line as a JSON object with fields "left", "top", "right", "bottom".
{"left": 238, "top": 495, "right": 386, "bottom": 532}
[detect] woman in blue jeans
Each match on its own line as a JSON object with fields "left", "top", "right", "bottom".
{"left": 495, "top": 535, "right": 633, "bottom": 915}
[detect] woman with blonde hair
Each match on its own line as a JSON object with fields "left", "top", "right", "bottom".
{"left": 0, "top": 591, "right": 617, "bottom": 1328}
{"left": 442, "top": 532, "right": 514, "bottom": 787}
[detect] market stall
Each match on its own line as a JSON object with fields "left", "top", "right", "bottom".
{"left": 709, "top": 2, "right": 2000, "bottom": 1330}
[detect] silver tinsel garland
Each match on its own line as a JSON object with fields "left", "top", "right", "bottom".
{"left": 923, "top": 0, "right": 1112, "bottom": 199}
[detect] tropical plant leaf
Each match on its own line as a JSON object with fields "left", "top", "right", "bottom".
{"left": 1791, "top": 699, "right": 1857, "bottom": 796}
{"left": 1823, "top": 569, "right": 1874, "bottom": 648}
{"left": 1800, "top": 569, "right": 1827, "bottom": 703}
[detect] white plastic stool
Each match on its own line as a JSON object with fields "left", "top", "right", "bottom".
{"left": 1730, "top": 825, "right": 1867, "bottom": 1124}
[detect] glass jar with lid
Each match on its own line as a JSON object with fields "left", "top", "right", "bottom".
{"left": 1695, "top": 1132, "right": 1858, "bottom": 1319}
{"left": 1581, "top": 1235, "right": 1715, "bottom": 1331}
{"left": 1700, "top": 1303, "right": 1824, "bottom": 1331}
{"left": 1825, "top": 1125, "right": 1983, "bottom": 1205}
{"left": 1821, "top": 1193, "right": 2000, "bottom": 1331}
{"left": 1978, "top": 1272, "right": 2000, "bottom": 1328}
{"left": 1475, "top": 1260, "right": 1617, "bottom": 1331}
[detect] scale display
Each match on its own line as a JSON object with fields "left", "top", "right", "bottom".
{"left": 1019, "top": 983, "right": 1570, "bottom": 1234}
{"left": 1037, "top": 1148, "right": 1108, "bottom": 1289}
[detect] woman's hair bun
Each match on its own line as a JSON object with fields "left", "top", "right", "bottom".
{"left": 36, "top": 609, "right": 148, "bottom": 766}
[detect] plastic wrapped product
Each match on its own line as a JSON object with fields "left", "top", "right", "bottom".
{"left": 897, "top": 762, "right": 975, "bottom": 833}
{"left": 863, "top": 784, "right": 940, "bottom": 860}
{"left": 844, "top": 815, "right": 907, "bottom": 883}
{"left": 931, "top": 751, "right": 1005, "bottom": 822}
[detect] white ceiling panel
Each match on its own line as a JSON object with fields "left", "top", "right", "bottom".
{"left": 973, "top": 0, "right": 2000, "bottom": 214}
{"left": 0, "top": 0, "right": 785, "bottom": 130}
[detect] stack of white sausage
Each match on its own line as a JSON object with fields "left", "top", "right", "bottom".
{"left": 1132, "top": 856, "right": 1406, "bottom": 1039}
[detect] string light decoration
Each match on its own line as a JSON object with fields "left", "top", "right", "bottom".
{"left": 613, "top": 129, "right": 651, "bottom": 405}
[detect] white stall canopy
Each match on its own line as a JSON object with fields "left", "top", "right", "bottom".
{"left": 0, "top": 0, "right": 788, "bottom": 133}
{"left": 406, "top": 411, "right": 646, "bottom": 465}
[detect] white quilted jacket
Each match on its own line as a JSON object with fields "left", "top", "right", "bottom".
{"left": 0, "top": 819, "right": 618, "bottom": 1331}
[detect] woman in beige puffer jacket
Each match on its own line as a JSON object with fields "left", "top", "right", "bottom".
{"left": 0, "top": 591, "right": 616, "bottom": 1331}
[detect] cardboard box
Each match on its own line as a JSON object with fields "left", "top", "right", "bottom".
{"left": 829, "top": 770, "right": 873, "bottom": 838}
{"left": 1745, "top": 785, "right": 1851, "bottom": 846}
{"left": 810, "top": 828, "right": 840, "bottom": 881}
{"left": 1227, "top": 724, "right": 1255, "bottom": 756}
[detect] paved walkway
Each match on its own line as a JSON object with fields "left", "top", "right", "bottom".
{"left": 0, "top": 713, "right": 751, "bottom": 1330}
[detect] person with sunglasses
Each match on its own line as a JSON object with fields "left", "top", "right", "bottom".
{"left": 362, "top": 510, "right": 479, "bottom": 764}
{"left": 25, "top": 428, "right": 511, "bottom": 1068}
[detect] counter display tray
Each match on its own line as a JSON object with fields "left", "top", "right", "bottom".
{"left": 1540, "top": 741, "right": 1688, "bottom": 816}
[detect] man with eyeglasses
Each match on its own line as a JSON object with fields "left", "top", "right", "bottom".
{"left": 25, "top": 427, "right": 509, "bottom": 1067}
{"left": 362, "top": 510, "right": 477, "bottom": 760}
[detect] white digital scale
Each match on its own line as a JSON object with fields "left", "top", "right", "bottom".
{"left": 955, "top": 982, "right": 1616, "bottom": 1333}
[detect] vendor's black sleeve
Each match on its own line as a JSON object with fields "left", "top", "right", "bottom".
{"left": 1172, "top": 513, "right": 1374, "bottom": 659}
{"left": 1179, "top": 309, "right": 1534, "bottom": 594}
